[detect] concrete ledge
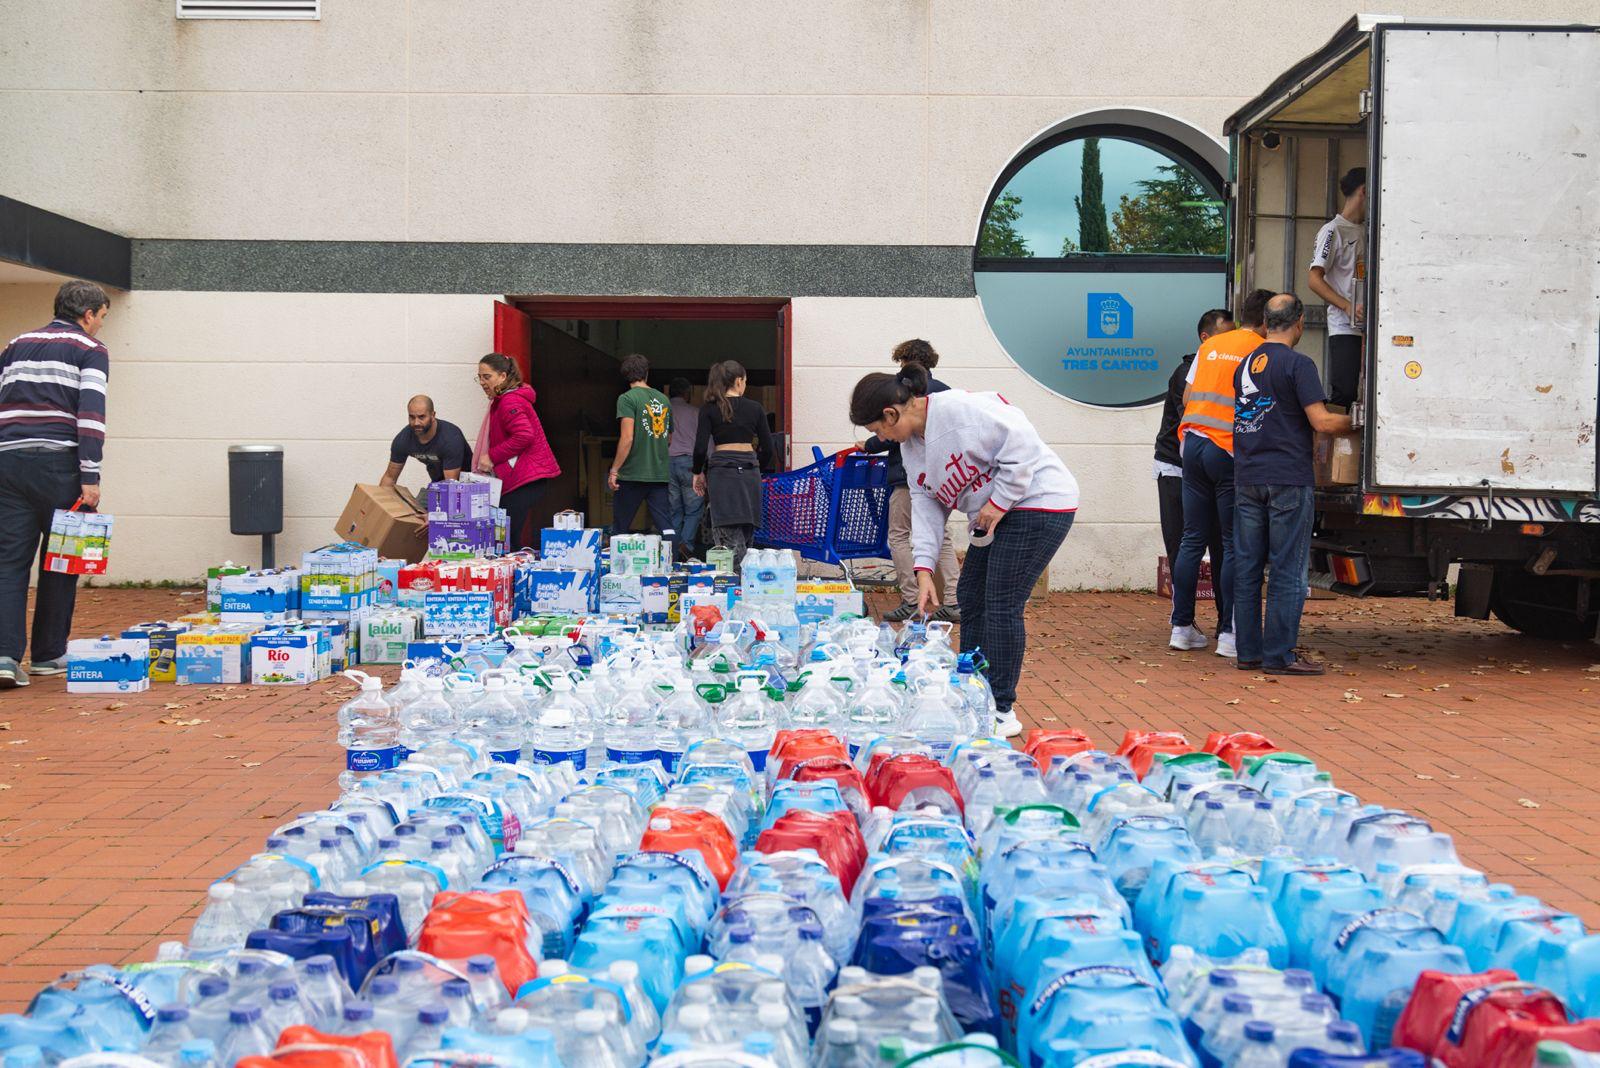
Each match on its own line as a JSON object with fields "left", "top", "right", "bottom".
{"left": 131, "top": 240, "right": 977, "bottom": 298}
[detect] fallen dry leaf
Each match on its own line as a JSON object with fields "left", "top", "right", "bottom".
{"left": 1415, "top": 774, "right": 1434, "bottom": 780}
{"left": 6, "top": 739, "right": 25, "bottom": 745}
{"left": 1518, "top": 798, "right": 1542, "bottom": 809}
{"left": 1343, "top": 691, "right": 1363, "bottom": 703}
{"left": 0, "top": 783, "right": 10, "bottom": 790}
{"left": 163, "top": 702, "right": 188, "bottom": 710}
{"left": 1383, "top": 693, "right": 1406, "bottom": 699}
{"left": 241, "top": 761, "right": 263, "bottom": 768}
{"left": 1225, "top": 699, "right": 1242, "bottom": 706}
{"left": 0, "top": 722, "right": 9, "bottom": 730}
{"left": 105, "top": 701, "right": 126, "bottom": 710}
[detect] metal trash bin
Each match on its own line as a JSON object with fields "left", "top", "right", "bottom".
{"left": 228, "top": 444, "right": 284, "bottom": 567}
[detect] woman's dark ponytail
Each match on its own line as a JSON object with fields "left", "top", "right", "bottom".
{"left": 478, "top": 352, "right": 522, "bottom": 393}
{"left": 849, "top": 361, "right": 930, "bottom": 426}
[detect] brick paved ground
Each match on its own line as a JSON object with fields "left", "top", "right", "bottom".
{"left": 1, "top": 585, "right": 1597, "bottom": 1009}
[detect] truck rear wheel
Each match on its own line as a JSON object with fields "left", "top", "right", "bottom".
{"left": 1490, "top": 570, "right": 1599, "bottom": 640}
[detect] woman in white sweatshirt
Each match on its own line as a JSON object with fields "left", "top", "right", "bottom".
{"left": 850, "top": 363, "right": 1077, "bottom": 738}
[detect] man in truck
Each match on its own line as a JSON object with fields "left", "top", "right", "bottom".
{"left": 1232, "top": 293, "right": 1354, "bottom": 676}
{"left": 1308, "top": 167, "right": 1367, "bottom": 408}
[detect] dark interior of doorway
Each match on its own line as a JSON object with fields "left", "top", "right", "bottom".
{"left": 525, "top": 314, "right": 782, "bottom": 535}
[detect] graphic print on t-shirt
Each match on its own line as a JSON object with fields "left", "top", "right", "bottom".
{"left": 643, "top": 397, "right": 669, "bottom": 439}
{"left": 1233, "top": 350, "right": 1276, "bottom": 435}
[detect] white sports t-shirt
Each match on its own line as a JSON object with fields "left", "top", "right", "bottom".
{"left": 1310, "top": 214, "right": 1366, "bottom": 336}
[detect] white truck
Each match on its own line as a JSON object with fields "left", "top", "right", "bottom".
{"left": 1224, "top": 16, "right": 1600, "bottom": 638}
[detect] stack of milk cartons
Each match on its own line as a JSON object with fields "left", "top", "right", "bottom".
{"left": 599, "top": 530, "right": 677, "bottom": 621}
{"left": 426, "top": 480, "right": 495, "bottom": 559}
{"left": 299, "top": 543, "right": 380, "bottom": 622}
{"left": 523, "top": 510, "right": 601, "bottom": 616}
{"left": 426, "top": 558, "right": 517, "bottom": 636}
{"left": 204, "top": 561, "right": 248, "bottom": 612}
{"left": 218, "top": 568, "right": 301, "bottom": 625}
{"left": 66, "top": 635, "right": 150, "bottom": 694}
{"left": 175, "top": 624, "right": 258, "bottom": 684}
{"left": 359, "top": 605, "right": 423, "bottom": 663}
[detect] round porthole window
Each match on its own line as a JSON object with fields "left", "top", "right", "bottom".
{"left": 975, "top": 122, "right": 1229, "bottom": 408}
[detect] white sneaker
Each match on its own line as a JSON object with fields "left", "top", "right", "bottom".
{"left": 1215, "top": 632, "right": 1238, "bottom": 659}
{"left": 993, "top": 710, "right": 1023, "bottom": 739}
{"left": 1169, "top": 625, "right": 1209, "bottom": 651}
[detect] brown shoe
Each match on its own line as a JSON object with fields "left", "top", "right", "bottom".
{"left": 1236, "top": 660, "right": 1262, "bottom": 670}
{"left": 1263, "top": 658, "right": 1325, "bottom": 676}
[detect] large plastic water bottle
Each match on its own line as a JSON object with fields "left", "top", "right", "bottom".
{"left": 899, "top": 674, "right": 973, "bottom": 759}
{"left": 719, "top": 671, "right": 783, "bottom": 771}
{"left": 468, "top": 675, "right": 525, "bottom": 765}
{"left": 186, "top": 884, "right": 253, "bottom": 958}
{"left": 398, "top": 677, "right": 456, "bottom": 758}
{"left": 297, "top": 956, "right": 345, "bottom": 1027}
{"left": 523, "top": 672, "right": 593, "bottom": 771}
{"left": 143, "top": 1005, "right": 199, "bottom": 1064}
{"left": 403, "top": 1004, "right": 451, "bottom": 1062}
{"left": 606, "top": 672, "right": 660, "bottom": 764}
{"left": 338, "top": 672, "right": 402, "bottom": 788}
{"left": 217, "top": 1002, "right": 276, "bottom": 1065}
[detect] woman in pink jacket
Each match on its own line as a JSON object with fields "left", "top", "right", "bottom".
{"left": 475, "top": 353, "right": 560, "bottom": 548}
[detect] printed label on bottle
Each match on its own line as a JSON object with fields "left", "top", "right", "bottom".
{"left": 346, "top": 746, "right": 402, "bottom": 772}
{"left": 606, "top": 746, "right": 658, "bottom": 765}
{"left": 489, "top": 748, "right": 521, "bottom": 765}
{"left": 746, "top": 748, "right": 769, "bottom": 772}
{"left": 531, "top": 746, "right": 588, "bottom": 771}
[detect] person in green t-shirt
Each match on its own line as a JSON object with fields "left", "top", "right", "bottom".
{"left": 608, "top": 352, "right": 676, "bottom": 551}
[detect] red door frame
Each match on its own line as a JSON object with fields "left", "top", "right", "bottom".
{"left": 514, "top": 297, "right": 793, "bottom": 453}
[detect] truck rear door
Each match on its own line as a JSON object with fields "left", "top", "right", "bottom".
{"left": 1369, "top": 25, "right": 1600, "bottom": 493}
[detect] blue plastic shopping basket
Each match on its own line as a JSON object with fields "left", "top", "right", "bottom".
{"left": 754, "top": 447, "right": 891, "bottom": 574}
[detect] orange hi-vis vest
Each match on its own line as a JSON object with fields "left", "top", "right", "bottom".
{"left": 1178, "top": 327, "right": 1263, "bottom": 455}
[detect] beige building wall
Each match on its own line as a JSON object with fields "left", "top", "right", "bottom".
{"left": 2, "top": 0, "right": 1592, "bottom": 585}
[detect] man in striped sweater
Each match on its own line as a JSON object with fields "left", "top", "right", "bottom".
{"left": 0, "top": 280, "right": 110, "bottom": 688}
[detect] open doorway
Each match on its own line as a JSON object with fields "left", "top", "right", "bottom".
{"left": 497, "top": 299, "right": 790, "bottom": 538}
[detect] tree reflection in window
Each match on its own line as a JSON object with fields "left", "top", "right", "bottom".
{"left": 978, "top": 135, "right": 1224, "bottom": 259}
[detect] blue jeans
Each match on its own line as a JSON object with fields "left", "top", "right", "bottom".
{"left": 668, "top": 455, "right": 704, "bottom": 551}
{"left": 1233, "top": 484, "right": 1315, "bottom": 668}
{"left": 957, "top": 509, "right": 1074, "bottom": 714}
{"left": 1170, "top": 435, "right": 1234, "bottom": 633}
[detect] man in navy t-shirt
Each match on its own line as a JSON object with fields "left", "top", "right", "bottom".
{"left": 1231, "top": 293, "right": 1354, "bottom": 676}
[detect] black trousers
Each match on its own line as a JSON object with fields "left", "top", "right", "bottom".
{"left": 1327, "top": 334, "right": 1363, "bottom": 408}
{"left": 0, "top": 448, "right": 84, "bottom": 663}
{"left": 612, "top": 480, "right": 676, "bottom": 555}
{"left": 501, "top": 479, "right": 547, "bottom": 551}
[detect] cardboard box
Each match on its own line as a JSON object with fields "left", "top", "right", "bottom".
{"left": 335, "top": 484, "right": 428, "bottom": 562}
{"left": 609, "top": 533, "right": 666, "bottom": 576}
{"left": 795, "top": 582, "right": 866, "bottom": 624}
{"left": 176, "top": 626, "right": 255, "bottom": 685}
{"left": 67, "top": 636, "right": 150, "bottom": 693}
{"left": 540, "top": 528, "right": 604, "bottom": 572}
{"left": 427, "top": 479, "right": 492, "bottom": 522}
{"left": 219, "top": 569, "right": 302, "bottom": 625}
{"left": 640, "top": 574, "right": 671, "bottom": 624}
{"left": 205, "top": 562, "right": 248, "bottom": 612}
{"left": 552, "top": 510, "right": 586, "bottom": 531}
{"left": 1155, "top": 555, "right": 1214, "bottom": 601}
{"left": 1315, "top": 431, "right": 1363, "bottom": 487}
{"left": 599, "top": 573, "right": 641, "bottom": 614}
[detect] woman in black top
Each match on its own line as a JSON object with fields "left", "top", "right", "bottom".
{"left": 693, "top": 360, "right": 775, "bottom": 569}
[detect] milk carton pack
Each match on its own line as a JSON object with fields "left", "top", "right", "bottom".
{"left": 219, "top": 569, "right": 302, "bottom": 625}
{"left": 795, "top": 581, "right": 866, "bottom": 624}
{"left": 423, "top": 592, "right": 497, "bottom": 636}
{"left": 552, "top": 509, "right": 586, "bottom": 530}
{"left": 374, "top": 558, "right": 406, "bottom": 605}
{"left": 608, "top": 533, "right": 666, "bottom": 576}
{"left": 299, "top": 618, "right": 352, "bottom": 672}
{"left": 704, "top": 546, "right": 736, "bottom": 574}
{"left": 175, "top": 626, "right": 255, "bottom": 685}
{"left": 121, "top": 621, "right": 191, "bottom": 682}
{"left": 599, "top": 573, "right": 642, "bottom": 614}
{"left": 522, "top": 568, "right": 599, "bottom": 614}
{"left": 361, "top": 607, "right": 423, "bottom": 663}
{"left": 540, "top": 528, "right": 603, "bottom": 572}
{"left": 427, "top": 480, "right": 492, "bottom": 522}
{"left": 301, "top": 544, "right": 380, "bottom": 618}
{"left": 67, "top": 636, "right": 150, "bottom": 694}
{"left": 205, "top": 561, "right": 248, "bottom": 612}
{"left": 250, "top": 628, "right": 329, "bottom": 686}
{"left": 639, "top": 574, "right": 671, "bottom": 625}
{"left": 428, "top": 519, "right": 496, "bottom": 560}
{"left": 45, "top": 508, "right": 114, "bottom": 576}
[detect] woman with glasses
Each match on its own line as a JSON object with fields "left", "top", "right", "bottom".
{"left": 475, "top": 352, "right": 559, "bottom": 548}
{"left": 848, "top": 361, "right": 1077, "bottom": 739}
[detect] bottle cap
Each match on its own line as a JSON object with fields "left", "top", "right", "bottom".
{"left": 1243, "top": 1021, "right": 1275, "bottom": 1042}
{"left": 442, "top": 978, "right": 472, "bottom": 999}
{"left": 268, "top": 981, "right": 298, "bottom": 1002}
{"left": 208, "top": 883, "right": 234, "bottom": 900}
{"left": 417, "top": 1003, "right": 449, "bottom": 1025}
{"left": 467, "top": 955, "right": 497, "bottom": 975}
{"left": 197, "top": 977, "right": 230, "bottom": 999}
{"left": 494, "top": 1007, "right": 528, "bottom": 1033}
{"left": 679, "top": 1004, "right": 712, "bottom": 1029}
{"left": 369, "top": 977, "right": 399, "bottom": 998}
{"left": 228, "top": 1002, "right": 263, "bottom": 1024}
{"left": 156, "top": 1004, "right": 191, "bottom": 1024}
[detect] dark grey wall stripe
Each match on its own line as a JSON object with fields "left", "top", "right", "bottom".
{"left": 131, "top": 240, "right": 977, "bottom": 298}
{"left": 0, "top": 197, "right": 131, "bottom": 290}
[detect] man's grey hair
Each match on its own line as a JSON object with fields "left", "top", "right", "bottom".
{"left": 1264, "top": 293, "right": 1305, "bottom": 333}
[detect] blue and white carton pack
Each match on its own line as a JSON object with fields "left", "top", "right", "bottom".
{"left": 539, "top": 527, "right": 603, "bottom": 572}
{"left": 219, "top": 568, "right": 302, "bottom": 625}
{"left": 639, "top": 574, "right": 671, "bottom": 624}
{"left": 298, "top": 618, "right": 352, "bottom": 672}
{"left": 121, "top": 620, "right": 191, "bottom": 682}
{"left": 424, "top": 591, "right": 497, "bottom": 636}
{"left": 67, "top": 636, "right": 151, "bottom": 694}
{"left": 175, "top": 625, "right": 255, "bottom": 685}
{"left": 250, "top": 628, "right": 330, "bottom": 686}
{"left": 524, "top": 568, "right": 599, "bottom": 614}
{"left": 552, "top": 509, "right": 585, "bottom": 530}
{"left": 374, "top": 558, "right": 406, "bottom": 605}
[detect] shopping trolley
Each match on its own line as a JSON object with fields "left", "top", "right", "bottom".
{"left": 754, "top": 447, "right": 891, "bottom": 583}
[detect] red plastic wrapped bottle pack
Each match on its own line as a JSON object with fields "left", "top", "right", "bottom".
{"left": 769, "top": 729, "right": 850, "bottom": 775}
{"left": 1203, "top": 730, "right": 1280, "bottom": 772}
{"left": 785, "top": 755, "right": 870, "bottom": 816}
{"left": 1115, "top": 730, "right": 1194, "bottom": 780}
{"left": 864, "top": 752, "right": 964, "bottom": 814}
{"left": 237, "top": 1027, "right": 398, "bottom": 1068}
{"left": 414, "top": 890, "right": 539, "bottom": 995}
{"left": 639, "top": 806, "right": 739, "bottom": 890}
{"left": 1023, "top": 728, "right": 1094, "bottom": 771}
{"left": 755, "top": 808, "right": 867, "bottom": 894}
{"left": 1394, "top": 970, "right": 1600, "bottom": 1067}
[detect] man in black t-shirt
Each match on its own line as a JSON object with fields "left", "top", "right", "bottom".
{"left": 381, "top": 395, "right": 471, "bottom": 486}
{"left": 1231, "top": 294, "right": 1353, "bottom": 676}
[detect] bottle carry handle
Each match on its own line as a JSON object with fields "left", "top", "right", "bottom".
{"left": 1001, "top": 803, "right": 1080, "bottom": 828}
{"left": 891, "top": 1043, "right": 1023, "bottom": 1068}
